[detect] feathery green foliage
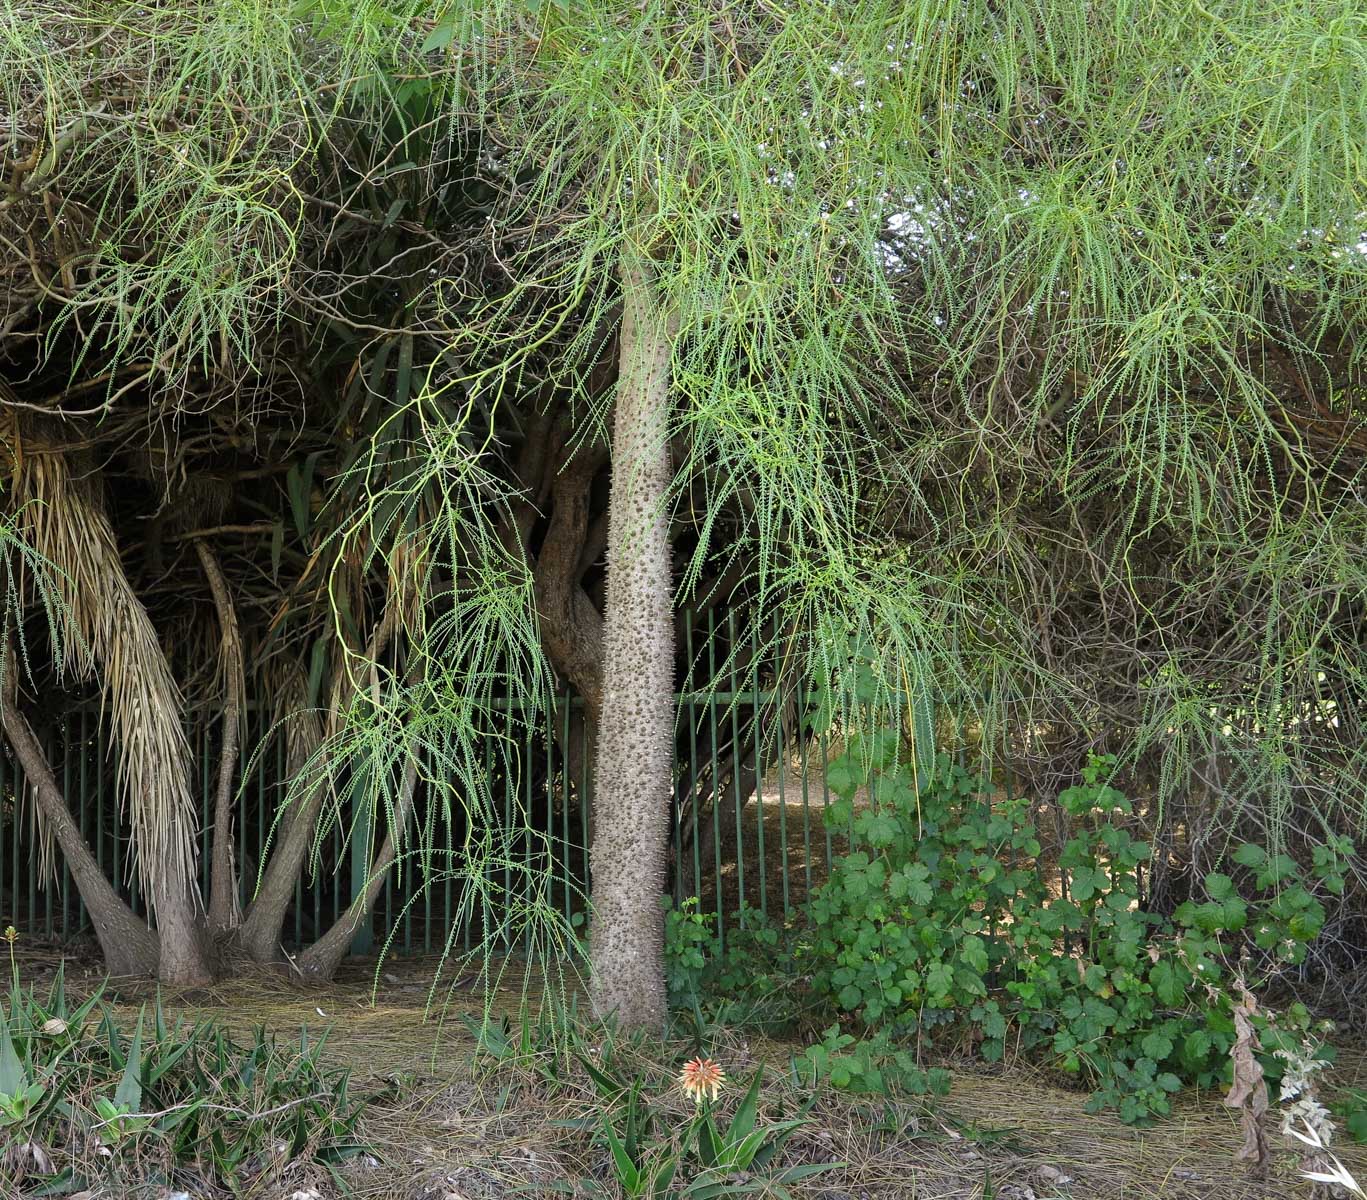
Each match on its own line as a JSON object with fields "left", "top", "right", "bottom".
{"left": 2, "top": 0, "right": 1365, "bottom": 969}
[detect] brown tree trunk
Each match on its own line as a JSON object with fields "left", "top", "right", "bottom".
{"left": 588, "top": 255, "right": 677, "bottom": 1031}
{"left": 296, "top": 755, "right": 419, "bottom": 981}
{"left": 534, "top": 450, "right": 608, "bottom": 848}
{"left": 1, "top": 698, "right": 159, "bottom": 976}
{"left": 239, "top": 763, "right": 327, "bottom": 964}
{"left": 195, "top": 541, "right": 243, "bottom": 935}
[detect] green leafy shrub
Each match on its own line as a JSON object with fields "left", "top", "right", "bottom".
{"left": 663, "top": 899, "right": 808, "bottom": 1036}
{"left": 0, "top": 967, "right": 375, "bottom": 1194}
{"left": 801, "top": 736, "right": 1347, "bottom": 1123}
{"left": 791, "top": 1026, "right": 951, "bottom": 1098}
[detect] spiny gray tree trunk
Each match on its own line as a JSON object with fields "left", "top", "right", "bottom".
{"left": 588, "top": 256, "right": 677, "bottom": 1031}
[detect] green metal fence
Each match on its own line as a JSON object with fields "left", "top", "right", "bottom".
{"left": 0, "top": 615, "right": 848, "bottom": 956}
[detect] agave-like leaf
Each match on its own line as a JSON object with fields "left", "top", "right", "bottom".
{"left": 113, "top": 1008, "right": 144, "bottom": 1112}
{"left": 0, "top": 1007, "right": 27, "bottom": 1097}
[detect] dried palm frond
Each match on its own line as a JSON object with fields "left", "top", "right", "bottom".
{"left": 12, "top": 436, "right": 199, "bottom": 896}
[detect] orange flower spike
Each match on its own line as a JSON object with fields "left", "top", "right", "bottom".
{"left": 680, "top": 1057, "right": 726, "bottom": 1106}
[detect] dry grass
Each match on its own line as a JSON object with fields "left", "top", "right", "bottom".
{"left": 11, "top": 944, "right": 1364, "bottom": 1200}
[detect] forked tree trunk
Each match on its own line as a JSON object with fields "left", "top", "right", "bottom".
{"left": 588, "top": 256, "right": 677, "bottom": 1031}
{"left": 1, "top": 698, "right": 159, "bottom": 975}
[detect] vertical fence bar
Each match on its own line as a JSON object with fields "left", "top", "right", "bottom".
{"left": 32, "top": 732, "right": 42, "bottom": 934}
{"left": 9, "top": 753, "right": 20, "bottom": 931}
{"left": 256, "top": 733, "right": 267, "bottom": 914}
{"left": 0, "top": 741, "right": 7, "bottom": 926}
{"left": 775, "top": 635, "right": 791, "bottom": 918}
{"left": 106, "top": 718, "right": 121, "bottom": 914}
{"left": 349, "top": 765, "right": 374, "bottom": 956}
{"left": 797, "top": 672, "right": 813, "bottom": 903}
{"left": 22, "top": 743, "right": 34, "bottom": 932}
{"left": 443, "top": 766, "right": 454, "bottom": 957}
{"left": 579, "top": 699, "right": 591, "bottom": 939}
{"left": 237, "top": 730, "right": 248, "bottom": 911}
{"left": 422, "top": 804, "right": 433, "bottom": 956}
{"left": 685, "top": 616, "right": 702, "bottom": 906}
{"left": 559, "top": 687, "right": 572, "bottom": 927}
{"left": 512, "top": 721, "right": 525, "bottom": 955}
{"left": 200, "top": 726, "right": 211, "bottom": 898}
{"left": 482, "top": 705, "right": 494, "bottom": 952}
{"left": 61, "top": 716, "right": 72, "bottom": 934}
{"left": 727, "top": 611, "right": 745, "bottom": 926}
{"left": 820, "top": 725, "right": 833, "bottom": 875}
{"left": 400, "top": 799, "right": 411, "bottom": 956}
{"left": 77, "top": 710, "right": 88, "bottom": 932}
{"left": 707, "top": 610, "right": 723, "bottom": 949}
{"left": 749, "top": 618, "right": 766, "bottom": 921}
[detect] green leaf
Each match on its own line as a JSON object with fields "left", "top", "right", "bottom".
{"left": 114, "top": 1009, "right": 144, "bottom": 1112}
{"left": 960, "top": 934, "right": 989, "bottom": 975}
{"left": 1141, "top": 1030, "right": 1174, "bottom": 1060}
{"left": 602, "top": 1119, "right": 642, "bottom": 1190}
{"left": 926, "top": 961, "right": 954, "bottom": 1000}
{"left": 1231, "top": 843, "right": 1267, "bottom": 869}
{"left": 1204, "top": 872, "right": 1234, "bottom": 900}
{"left": 728, "top": 1069, "right": 764, "bottom": 1143}
{"left": 1149, "top": 960, "right": 1183, "bottom": 1006}
{"left": 0, "top": 1009, "right": 25, "bottom": 1098}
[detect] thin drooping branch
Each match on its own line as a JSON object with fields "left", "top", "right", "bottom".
{"left": 0, "top": 694, "right": 158, "bottom": 975}
{"left": 195, "top": 539, "right": 244, "bottom": 934}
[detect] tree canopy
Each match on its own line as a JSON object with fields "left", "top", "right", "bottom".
{"left": 0, "top": 0, "right": 1364, "bottom": 987}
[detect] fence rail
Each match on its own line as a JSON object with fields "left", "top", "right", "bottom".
{"left": 0, "top": 672, "right": 849, "bottom": 958}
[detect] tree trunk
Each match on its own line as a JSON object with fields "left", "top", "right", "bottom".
{"left": 239, "top": 767, "right": 327, "bottom": 964}
{"left": 1, "top": 698, "right": 159, "bottom": 976}
{"left": 587, "top": 256, "right": 677, "bottom": 1031}
{"left": 295, "top": 755, "right": 419, "bottom": 981}
{"left": 195, "top": 541, "right": 243, "bottom": 935}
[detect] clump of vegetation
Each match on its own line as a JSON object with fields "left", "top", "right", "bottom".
{"left": 666, "top": 737, "right": 1364, "bottom": 1128}
{"left": 0, "top": 962, "right": 376, "bottom": 1196}
{"left": 460, "top": 1007, "right": 842, "bottom": 1197}
{"left": 804, "top": 743, "right": 1348, "bottom": 1123}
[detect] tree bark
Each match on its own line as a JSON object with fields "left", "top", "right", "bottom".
{"left": 195, "top": 541, "right": 243, "bottom": 935}
{"left": 1, "top": 698, "right": 159, "bottom": 976}
{"left": 295, "top": 755, "right": 420, "bottom": 981}
{"left": 588, "top": 256, "right": 677, "bottom": 1031}
{"left": 239, "top": 778, "right": 327, "bottom": 963}
{"left": 238, "top": 711, "right": 327, "bottom": 963}
{"left": 534, "top": 456, "right": 606, "bottom": 713}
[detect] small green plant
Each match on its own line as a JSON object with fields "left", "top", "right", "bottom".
{"left": 0, "top": 965, "right": 377, "bottom": 1193}
{"left": 1336, "top": 1089, "right": 1367, "bottom": 1145}
{"left": 557, "top": 1048, "right": 838, "bottom": 1199}
{"left": 792, "top": 1026, "right": 951, "bottom": 1099}
{"left": 687, "top": 1067, "right": 834, "bottom": 1193}
{"left": 664, "top": 899, "right": 809, "bottom": 1039}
